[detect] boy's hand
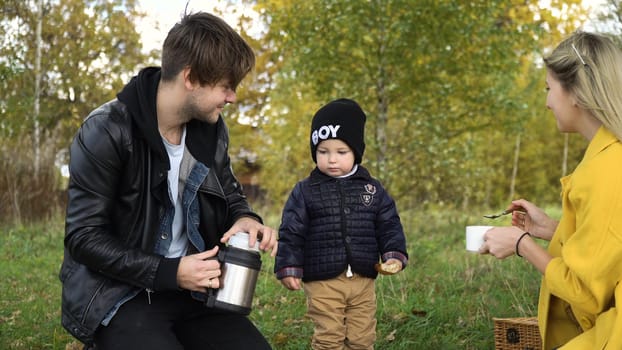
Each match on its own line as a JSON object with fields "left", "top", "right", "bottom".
{"left": 375, "top": 258, "right": 402, "bottom": 275}
{"left": 281, "top": 276, "right": 302, "bottom": 290}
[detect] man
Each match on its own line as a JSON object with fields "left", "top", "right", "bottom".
{"left": 60, "top": 12, "right": 276, "bottom": 349}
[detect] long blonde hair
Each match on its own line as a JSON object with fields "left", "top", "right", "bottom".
{"left": 544, "top": 31, "right": 622, "bottom": 141}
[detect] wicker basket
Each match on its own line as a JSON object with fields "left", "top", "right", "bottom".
{"left": 493, "top": 317, "right": 542, "bottom": 350}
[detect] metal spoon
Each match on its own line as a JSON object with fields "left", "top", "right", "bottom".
{"left": 483, "top": 209, "right": 513, "bottom": 219}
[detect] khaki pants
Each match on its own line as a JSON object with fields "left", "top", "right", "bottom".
{"left": 303, "top": 272, "right": 376, "bottom": 350}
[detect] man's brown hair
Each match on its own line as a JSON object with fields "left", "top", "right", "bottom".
{"left": 161, "top": 12, "right": 255, "bottom": 90}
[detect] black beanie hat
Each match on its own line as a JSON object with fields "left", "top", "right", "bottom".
{"left": 310, "top": 98, "right": 366, "bottom": 164}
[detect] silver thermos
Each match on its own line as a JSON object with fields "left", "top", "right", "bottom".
{"left": 205, "top": 232, "right": 262, "bottom": 315}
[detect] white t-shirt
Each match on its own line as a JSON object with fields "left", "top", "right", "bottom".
{"left": 162, "top": 126, "right": 188, "bottom": 258}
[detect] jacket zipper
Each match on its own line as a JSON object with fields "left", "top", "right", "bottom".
{"left": 81, "top": 281, "right": 106, "bottom": 325}
{"left": 146, "top": 288, "right": 153, "bottom": 304}
{"left": 337, "top": 180, "right": 353, "bottom": 276}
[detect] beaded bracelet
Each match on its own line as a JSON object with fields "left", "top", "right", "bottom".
{"left": 515, "top": 232, "right": 531, "bottom": 258}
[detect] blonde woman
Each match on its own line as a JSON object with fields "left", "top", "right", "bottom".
{"left": 481, "top": 31, "right": 622, "bottom": 349}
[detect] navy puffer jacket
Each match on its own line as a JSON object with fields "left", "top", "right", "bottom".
{"left": 275, "top": 166, "right": 408, "bottom": 282}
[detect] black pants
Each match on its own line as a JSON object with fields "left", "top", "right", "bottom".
{"left": 93, "top": 290, "right": 272, "bottom": 350}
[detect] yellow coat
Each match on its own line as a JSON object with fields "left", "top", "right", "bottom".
{"left": 538, "top": 127, "right": 622, "bottom": 350}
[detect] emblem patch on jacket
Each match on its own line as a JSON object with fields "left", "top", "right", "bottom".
{"left": 364, "top": 184, "right": 376, "bottom": 195}
{"left": 361, "top": 184, "right": 376, "bottom": 206}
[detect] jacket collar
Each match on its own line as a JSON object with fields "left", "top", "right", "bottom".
{"left": 583, "top": 125, "right": 619, "bottom": 163}
{"left": 309, "top": 165, "right": 372, "bottom": 184}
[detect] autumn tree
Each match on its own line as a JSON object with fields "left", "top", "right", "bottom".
{"left": 0, "top": 0, "right": 151, "bottom": 223}
{"left": 210, "top": 4, "right": 282, "bottom": 202}
{"left": 254, "top": 0, "right": 587, "bottom": 210}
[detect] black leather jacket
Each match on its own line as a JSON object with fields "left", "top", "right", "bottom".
{"left": 59, "top": 67, "right": 260, "bottom": 344}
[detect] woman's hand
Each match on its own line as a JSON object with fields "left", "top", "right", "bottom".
{"left": 480, "top": 225, "right": 552, "bottom": 273}
{"left": 479, "top": 226, "right": 525, "bottom": 259}
{"left": 507, "top": 199, "right": 558, "bottom": 241}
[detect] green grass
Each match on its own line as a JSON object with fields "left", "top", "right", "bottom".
{"left": 0, "top": 208, "right": 545, "bottom": 349}
{"left": 0, "top": 221, "right": 76, "bottom": 349}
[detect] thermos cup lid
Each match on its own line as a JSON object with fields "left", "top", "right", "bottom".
{"left": 228, "top": 232, "right": 260, "bottom": 252}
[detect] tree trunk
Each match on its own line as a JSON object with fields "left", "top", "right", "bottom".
{"left": 375, "top": 74, "right": 388, "bottom": 177}
{"left": 33, "top": 0, "right": 43, "bottom": 176}
{"left": 374, "top": 46, "right": 388, "bottom": 180}
{"left": 509, "top": 133, "right": 521, "bottom": 201}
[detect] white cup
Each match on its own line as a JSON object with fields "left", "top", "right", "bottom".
{"left": 465, "top": 226, "right": 493, "bottom": 252}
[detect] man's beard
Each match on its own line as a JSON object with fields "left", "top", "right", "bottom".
{"left": 180, "top": 97, "right": 218, "bottom": 124}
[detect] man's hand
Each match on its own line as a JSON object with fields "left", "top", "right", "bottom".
{"left": 221, "top": 217, "right": 278, "bottom": 257}
{"left": 177, "top": 246, "right": 221, "bottom": 292}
